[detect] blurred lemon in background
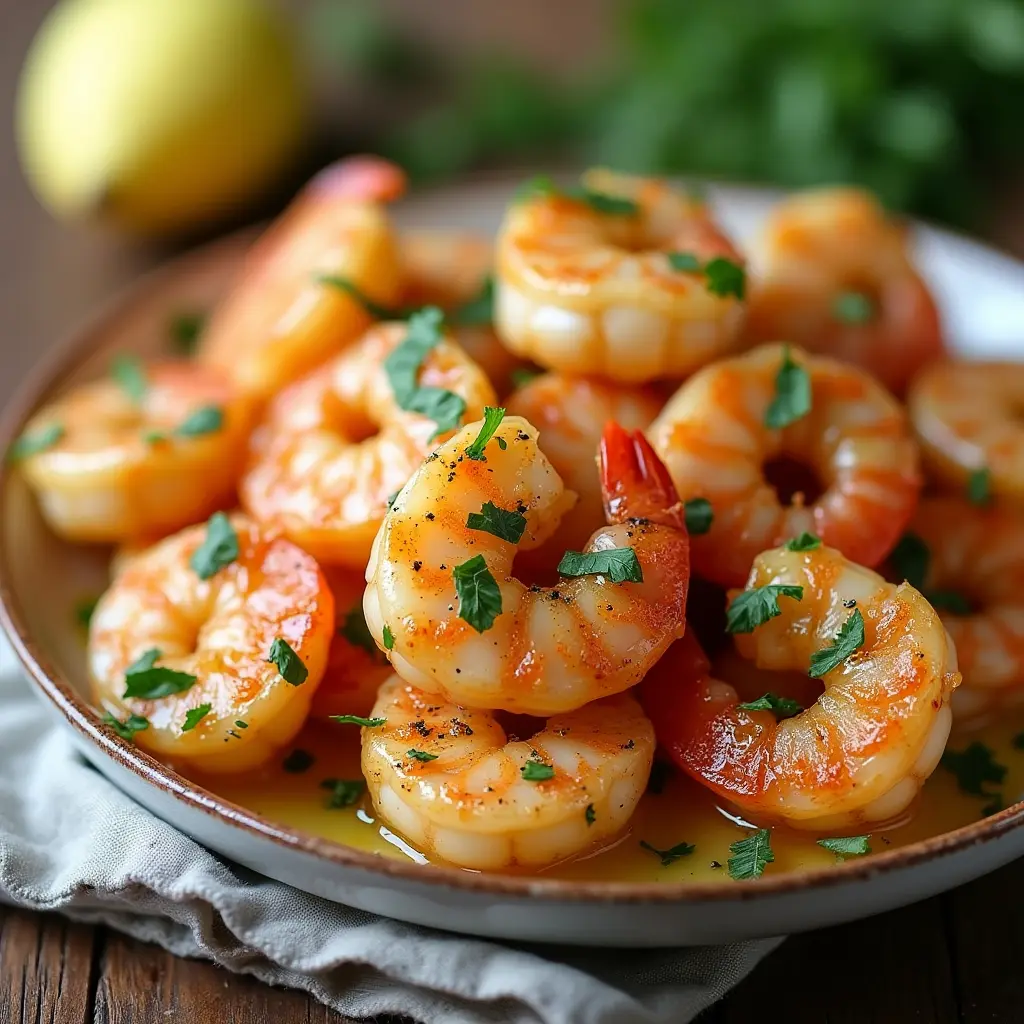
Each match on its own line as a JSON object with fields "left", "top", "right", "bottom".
{"left": 16, "top": 0, "right": 308, "bottom": 237}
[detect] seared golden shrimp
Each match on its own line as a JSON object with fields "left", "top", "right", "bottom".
{"left": 399, "top": 231, "right": 525, "bottom": 395}
{"left": 505, "top": 373, "right": 664, "bottom": 567}
{"left": 641, "top": 544, "right": 960, "bottom": 831}
{"left": 899, "top": 497, "right": 1024, "bottom": 729}
{"left": 14, "top": 362, "right": 253, "bottom": 543}
{"left": 199, "top": 156, "right": 405, "bottom": 401}
{"left": 495, "top": 169, "right": 745, "bottom": 382}
{"left": 310, "top": 566, "right": 392, "bottom": 721}
{"left": 649, "top": 343, "right": 920, "bottom": 587}
{"left": 241, "top": 315, "right": 497, "bottom": 567}
{"left": 908, "top": 361, "right": 1024, "bottom": 503}
{"left": 362, "top": 675, "right": 654, "bottom": 870}
{"left": 745, "top": 188, "right": 944, "bottom": 395}
{"left": 89, "top": 516, "right": 334, "bottom": 773}
{"left": 363, "top": 417, "right": 690, "bottom": 715}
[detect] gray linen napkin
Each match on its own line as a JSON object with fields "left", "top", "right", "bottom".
{"left": 0, "top": 647, "right": 781, "bottom": 1023}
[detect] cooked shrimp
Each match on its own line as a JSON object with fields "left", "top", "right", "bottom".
{"left": 240, "top": 316, "right": 497, "bottom": 567}
{"left": 89, "top": 516, "right": 334, "bottom": 774}
{"left": 399, "top": 230, "right": 525, "bottom": 395}
{"left": 495, "top": 169, "right": 745, "bottom": 382}
{"left": 908, "top": 361, "right": 1024, "bottom": 503}
{"left": 899, "top": 497, "right": 1024, "bottom": 729}
{"left": 649, "top": 343, "right": 920, "bottom": 587}
{"left": 745, "top": 188, "right": 944, "bottom": 395}
{"left": 362, "top": 674, "right": 654, "bottom": 870}
{"left": 199, "top": 156, "right": 405, "bottom": 401}
{"left": 640, "top": 544, "right": 960, "bottom": 832}
{"left": 363, "top": 417, "right": 689, "bottom": 715}
{"left": 505, "top": 373, "right": 664, "bottom": 570}
{"left": 15, "top": 362, "right": 253, "bottom": 543}
{"left": 310, "top": 566, "right": 392, "bottom": 721}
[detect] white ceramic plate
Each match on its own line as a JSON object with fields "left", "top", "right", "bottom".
{"left": 3, "top": 178, "right": 1024, "bottom": 947}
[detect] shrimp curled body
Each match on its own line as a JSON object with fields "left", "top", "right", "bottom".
{"left": 362, "top": 675, "right": 655, "bottom": 870}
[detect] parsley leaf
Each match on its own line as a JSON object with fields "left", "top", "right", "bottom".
{"left": 703, "top": 257, "right": 746, "bottom": 299}
{"left": 889, "top": 532, "right": 929, "bottom": 590}
{"left": 728, "top": 828, "right": 774, "bottom": 880}
{"left": 142, "top": 430, "right": 168, "bottom": 446}
{"left": 318, "top": 274, "right": 406, "bottom": 320}
{"left": 383, "top": 625, "right": 395, "bottom": 650}
{"left": 122, "top": 649, "right": 197, "bottom": 700}
{"left": 407, "top": 748, "right": 438, "bottom": 762}
{"left": 75, "top": 596, "right": 99, "bottom": 629}
{"left": 453, "top": 554, "right": 503, "bottom": 633}
{"left": 557, "top": 548, "right": 643, "bottom": 583}
{"left": 808, "top": 608, "right": 865, "bottom": 678}
{"left": 467, "top": 500, "right": 527, "bottom": 544}
{"left": 927, "top": 589, "right": 973, "bottom": 615}
{"left": 452, "top": 276, "right": 494, "bottom": 326}
{"left": 785, "top": 532, "right": 821, "bottom": 552}
{"left": 510, "top": 367, "right": 541, "bottom": 389}
{"left": 339, "top": 604, "right": 385, "bottom": 661}
{"left": 408, "top": 387, "right": 466, "bottom": 439}
{"left": 266, "top": 638, "right": 308, "bottom": 686}
{"left": 683, "top": 497, "right": 714, "bottom": 535}
{"left": 515, "top": 175, "right": 639, "bottom": 216}
{"left": 832, "top": 291, "right": 875, "bottom": 324}
{"left": 667, "top": 251, "right": 702, "bottom": 272}
{"left": 817, "top": 835, "right": 872, "bottom": 860}
{"left": 736, "top": 693, "right": 803, "bottom": 719}
{"left": 102, "top": 711, "right": 149, "bottom": 742}
{"left": 320, "top": 778, "right": 366, "bottom": 809}
{"left": 764, "top": 346, "right": 812, "bottom": 430}
{"left": 8, "top": 423, "right": 64, "bottom": 462}
{"left": 585, "top": 804, "right": 596, "bottom": 826}
{"left": 282, "top": 749, "right": 315, "bottom": 773}
{"left": 725, "top": 585, "right": 804, "bottom": 634}
{"left": 941, "top": 742, "right": 1007, "bottom": 796}
{"left": 111, "top": 354, "right": 147, "bottom": 404}
{"left": 175, "top": 405, "right": 223, "bottom": 437}
{"left": 181, "top": 704, "right": 212, "bottom": 732}
{"left": 171, "top": 311, "right": 206, "bottom": 354}
{"left": 639, "top": 839, "right": 696, "bottom": 866}
{"left": 189, "top": 512, "right": 239, "bottom": 580}
{"left": 968, "top": 467, "right": 992, "bottom": 506}
{"left": 521, "top": 760, "right": 555, "bottom": 781}
{"left": 331, "top": 714, "right": 387, "bottom": 727}
{"left": 465, "top": 406, "right": 506, "bottom": 460}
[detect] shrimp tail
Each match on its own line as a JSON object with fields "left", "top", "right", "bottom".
{"left": 600, "top": 421, "right": 686, "bottom": 529}
{"left": 309, "top": 155, "right": 407, "bottom": 204}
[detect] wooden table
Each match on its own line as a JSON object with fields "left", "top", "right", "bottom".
{"left": 5, "top": 3, "right": 1024, "bottom": 1022}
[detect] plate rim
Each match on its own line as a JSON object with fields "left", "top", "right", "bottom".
{"left": 3, "top": 184, "right": 1024, "bottom": 907}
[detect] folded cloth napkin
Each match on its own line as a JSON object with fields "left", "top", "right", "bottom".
{"left": 0, "top": 648, "right": 781, "bottom": 1024}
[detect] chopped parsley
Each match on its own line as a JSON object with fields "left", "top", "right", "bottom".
{"left": 683, "top": 497, "right": 714, "bottom": 536}
{"left": 725, "top": 584, "right": 803, "bottom": 634}
{"left": 728, "top": 828, "right": 774, "bottom": 881}
{"left": 318, "top": 274, "right": 406, "bottom": 320}
{"left": 111, "top": 353, "right": 148, "bottom": 404}
{"left": 667, "top": 251, "right": 702, "bottom": 273}
{"left": 181, "top": 704, "right": 212, "bottom": 732}
{"left": 817, "top": 835, "right": 872, "bottom": 860}
{"left": 585, "top": 804, "right": 596, "bottom": 826}
{"left": 521, "top": 760, "right": 555, "bottom": 781}
{"left": 808, "top": 608, "right": 865, "bottom": 678}
{"left": 941, "top": 741, "right": 1007, "bottom": 797}
{"left": 889, "top": 532, "right": 929, "bottom": 590}
{"left": 467, "top": 500, "right": 527, "bottom": 544}
{"left": 189, "top": 512, "right": 238, "bottom": 580}
{"left": 235, "top": 720, "right": 248, "bottom": 729}
{"left": 736, "top": 693, "right": 803, "bottom": 719}
{"left": 764, "top": 346, "right": 812, "bottom": 430}
{"left": 320, "top": 778, "right": 366, "bottom": 808}
{"left": 122, "top": 649, "right": 197, "bottom": 700}
{"left": 453, "top": 554, "right": 502, "bottom": 633}
{"left": 785, "top": 532, "right": 821, "bottom": 552}
{"left": 832, "top": 291, "right": 875, "bottom": 324}
{"left": 8, "top": 423, "right": 64, "bottom": 462}
{"left": 516, "top": 175, "right": 640, "bottom": 216}
{"left": 339, "top": 604, "right": 385, "bottom": 660}
{"left": 382, "top": 625, "right": 395, "bottom": 651}
{"left": 282, "top": 749, "right": 315, "bottom": 773}
{"left": 407, "top": 748, "right": 438, "bottom": 762}
{"left": 639, "top": 839, "right": 696, "bottom": 866}
{"left": 452, "top": 276, "right": 494, "bottom": 326}
{"left": 330, "top": 714, "right": 387, "bottom": 727}
{"left": 927, "top": 590, "right": 973, "bottom": 615}
{"left": 142, "top": 430, "right": 168, "bottom": 446}
{"left": 967, "top": 467, "right": 992, "bottom": 506}
{"left": 174, "top": 405, "right": 223, "bottom": 437}
{"left": 171, "top": 311, "right": 206, "bottom": 354}
{"left": 557, "top": 548, "right": 643, "bottom": 584}
{"left": 102, "top": 711, "right": 149, "bottom": 742}
{"left": 510, "top": 367, "right": 542, "bottom": 389}
{"left": 74, "top": 596, "right": 99, "bottom": 629}
{"left": 465, "top": 406, "right": 506, "bottom": 460}
{"left": 667, "top": 252, "right": 746, "bottom": 299}
{"left": 266, "top": 638, "right": 308, "bottom": 686}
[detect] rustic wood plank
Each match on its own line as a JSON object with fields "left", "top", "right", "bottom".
{"left": 716, "top": 898, "right": 960, "bottom": 1024}
{"left": 0, "top": 904, "right": 97, "bottom": 1024}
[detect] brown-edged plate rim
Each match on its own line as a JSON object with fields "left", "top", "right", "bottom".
{"left": 2, "top": 200, "right": 1023, "bottom": 907}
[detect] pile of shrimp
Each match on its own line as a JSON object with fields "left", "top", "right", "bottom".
{"left": 16, "top": 155, "right": 1019, "bottom": 876}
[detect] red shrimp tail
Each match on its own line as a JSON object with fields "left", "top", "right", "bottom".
{"left": 309, "top": 155, "right": 408, "bottom": 204}
{"left": 599, "top": 421, "right": 686, "bottom": 528}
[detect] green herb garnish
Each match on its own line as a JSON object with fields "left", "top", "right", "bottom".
{"left": 453, "top": 554, "right": 502, "bottom": 633}
{"left": 728, "top": 828, "right": 774, "bottom": 881}
{"left": 889, "top": 532, "right": 930, "bottom": 590}
{"left": 282, "top": 749, "right": 315, "bottom": 773}
{"left": 339, "top": 604, "right": 384, "bottom": 660}
{"left": 181, "top": 704, "right": 212, "bottom": 732}
{"left": 175, "top": 405, "right": 223, "bottom": 437}
{"left": 465, "top": 406, "right": 506, "bottom": 460}
{"left": 320, "top": 778, "right": 366, "bottom": 808}
{"left": 941, "top": 741, "right": 1007, "bottom": 797}
{"left": 111, "top": 354, "right": 147, "bottom": 404}
{"left": 764, "top": 346, "right": 812, "bottom": 430}
{"left": 382, "top": 625, "right": 395, "bottom": 651}
{"left": 785, "top": 532, "right": 821, "bottom": 552}
{"left": 516, "top": 175, "right": 640, "bottom": 216}
{"left": 8, "top": 423, "right": 64, "bottom": 462}
{"left": 703, "top": 257, "right": 746, "bottom": 299}
{"left": 832, "top": 291, "right": 875, "bottom": 324}
{"left": 330, "top": 715, "right": 387, "bottom": 727}
{"left": 585, "top": 804, "right": 596, "bottom": 826}
{"left": 452, "top": 276, "right": 494, "bottom": 325}
{"left": 266, "top": 638, "right": 308, "bottom": 686}
{"left": 407, "top": 749, "right": 438, "bottom": 762}
{"left": 927, "top": 590, "right": 973, "bottom": 615}
{"left": 808, "top": 608, "right": 865, "bottom": 678}
{"left": 171, "top": 312, "right": 205, "bottom": 354}
{"left": 817, "top": 835, "right": 872, "bottom": 860}
{"left": 75, "top": 596, "right": 99, "bottom": 629}
{"left": 102, "top": 711, "right": 149, "bottom": 742}
{"left": 639, "top": 839, "right": 696, "bottom": 866}
{"left": 521, "top": 759, "right": 555, "bottom": 781}
{"left": 318, "top": 274, "right": 406, "bottom": 320}
{"left": 725, "top": 585, "right": 803, "bottom": 634}
{"left": 122, "top": 649, "right": 197, "bottom": 700}
{"left": 467, "top": 500, "right": 527, "bottom": 544}
{"left": 736, "top": 693, "right": 803, "bottom": 719}
{"left": 968, "top": 467, "right": 992, "bottom": 506}
{"left": 683, "top": 497, "right": 713, "bottom": 536}
{"left": 667, "top": 251, "right": 702, "bottom": 272}
{"left": 556, "top": 548, "right": 643, "bottom": 583}
{"left": 510, "top": 367, "right": 541, "bottom": 389}
{"left": 189, "top": 512, "right": 238, "bottom": 580}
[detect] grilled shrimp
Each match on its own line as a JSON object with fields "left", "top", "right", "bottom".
{"left": 745, "top": 188, "right": 944, "bottom": 394}
{"left": 363, "top": 417, "right": 690, "bottom": 715}
{"left": 89, "top": 516, "right": 334, "bottom": 773}
{"left": 900, "top": 497, "right": 1024, "bottom": 729}
{"left": 649, "top": 343, "right": 920, "bottom": 587}
{"left": 362, "top": 674, "right": 654, "bottom": 870}
{"left": 240, "top": 315, "right": 497, "bottom": 568}
{"left": 495, "top": 169, "right": 745, "bottom": 382}
{"left": 641, "top": 544, "right": 959, "bottom": 832}
{"left": 199, "top": 156, "right": 405, "bottom": 401}
{"left": 908, "top": 361, "right": 1024, "bottom": 504}
{"left": 14, "top": 362, "right": 253, "bottom": 543}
